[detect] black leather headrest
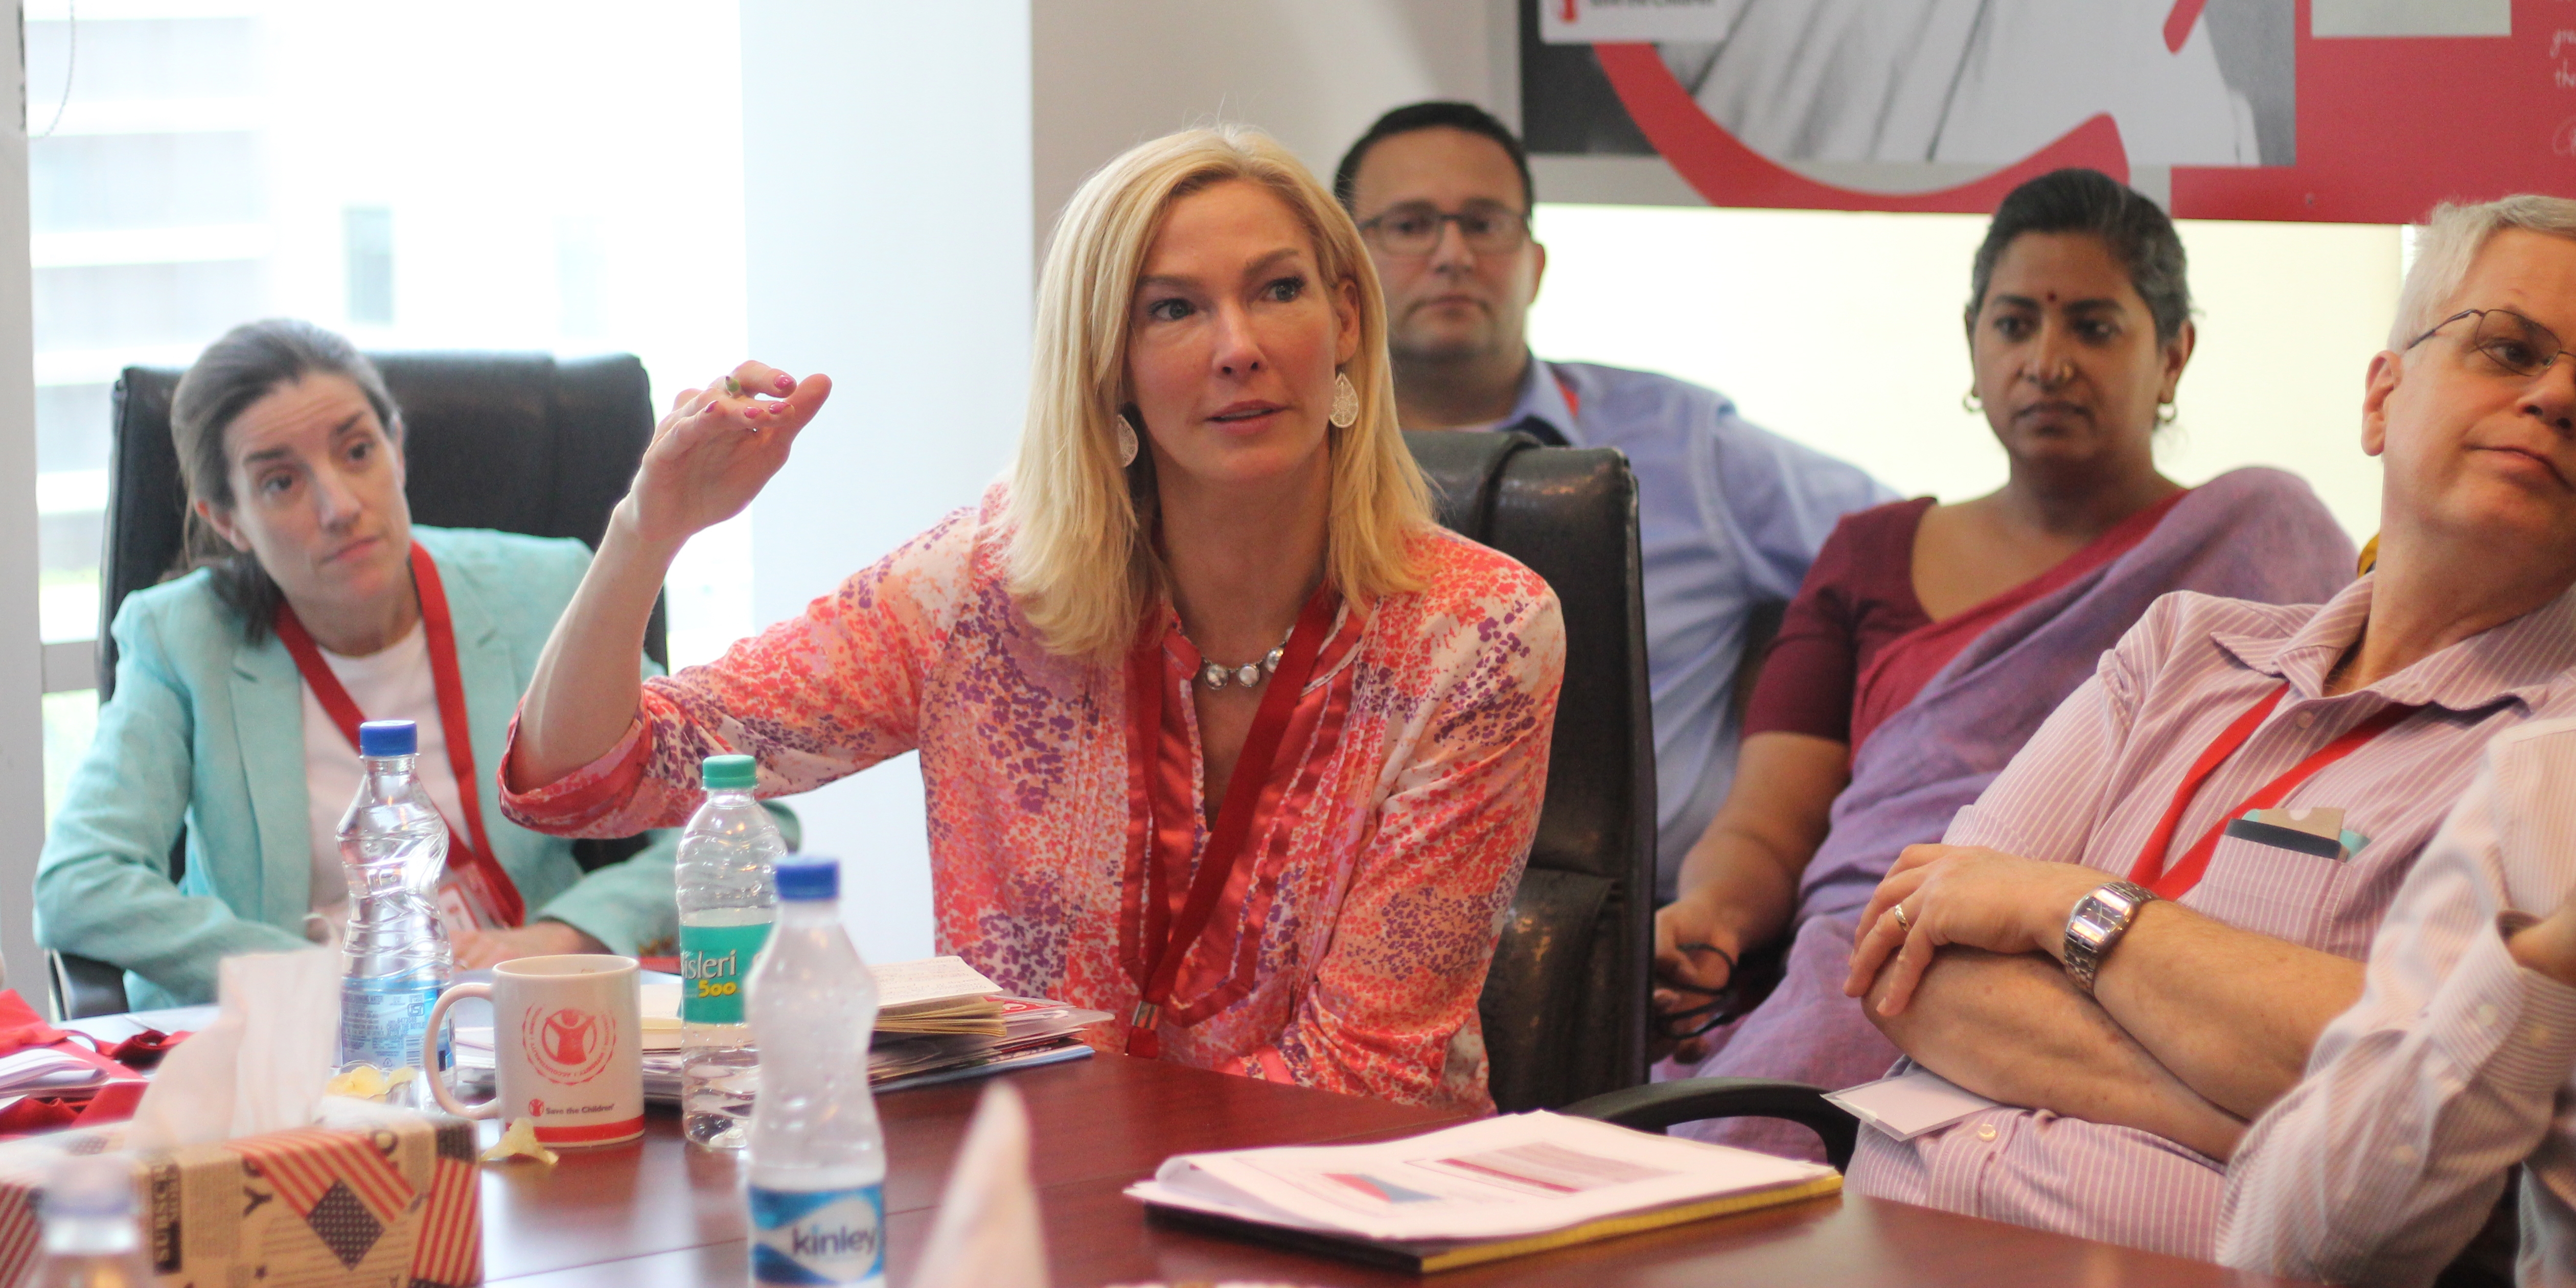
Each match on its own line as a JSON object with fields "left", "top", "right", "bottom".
{"left": 1404, "top": 428, "right": 1542, "bottom": 541}
{"left": 102, "top": 352, "right": 660, "bottom": 695}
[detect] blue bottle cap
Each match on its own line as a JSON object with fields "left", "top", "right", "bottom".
{"left": 358, "top": 720, "right": 417, "bottom": 757}
{"left": 776, "top": 857, "right": 839, "bottom": 902}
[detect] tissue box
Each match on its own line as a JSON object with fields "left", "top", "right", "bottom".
{"left": 0, "top": 1112, "right": 479, "bottom": 1287}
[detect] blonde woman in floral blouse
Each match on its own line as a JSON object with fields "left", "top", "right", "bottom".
{"left": 500, "top": 126, "right": 1566, "bottom": 1110}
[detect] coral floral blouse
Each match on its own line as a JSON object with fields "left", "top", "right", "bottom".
{"left": 499, "top": 486, "right": 1565, "bottom": 1110}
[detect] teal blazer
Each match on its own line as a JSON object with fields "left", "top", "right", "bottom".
{"left": 35, "top": 525, "right": 776, "bottom": 1008}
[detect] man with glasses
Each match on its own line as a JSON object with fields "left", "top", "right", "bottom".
{"left": 2216, "top": 206, "right": 2576, "bottom": 1284}
{"left": 1334, "top": 101, "right": 1893, "bottom": 900}
{"left": 1830, "top": 195, "right": 2576, "bottom": 1271}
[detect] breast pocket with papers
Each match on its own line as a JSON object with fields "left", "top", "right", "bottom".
{"left": 2178, "top": 817, "right": 2351, "bottom": 952}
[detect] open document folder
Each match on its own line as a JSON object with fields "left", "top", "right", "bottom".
{"left": 1128, "top": 1112, "right": 1840, "bottom": 1272}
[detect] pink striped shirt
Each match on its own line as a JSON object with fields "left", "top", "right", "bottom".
{"left": 2219, "top": 717, "right": 2576, "bottom": 1287}
{"left": 1848, "top": 574, "right": 2576, "bottom": 1261}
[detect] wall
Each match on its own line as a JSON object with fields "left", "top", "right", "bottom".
{"left": 1031, "top": 0, "right": 1501, "bottom": 238}
{"left": 2, "top": 5, "right": 42, "bottom": 987}
{"left": 739, "top": 0, "right": 1033, "bottom": 963}
{"left": 1527, "top": 206, "right": 2400, "bottom": 539}
{"left": 1029, "top": 0, "right": 2397, "bottom": 539}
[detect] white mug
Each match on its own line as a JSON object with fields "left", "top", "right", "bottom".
{"left": 425, "top": 954, "right": 645, "bottom": 1147}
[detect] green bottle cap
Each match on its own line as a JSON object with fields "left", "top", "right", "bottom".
{"left": 701, "top": 754, "right": 757, "bottom": 791}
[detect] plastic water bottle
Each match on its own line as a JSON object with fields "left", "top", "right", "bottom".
{"left": 746, "top": 857, "right": 884, "bottom": 1288}
{"left": 21, "top": 1154, "right": 152, "bottom": 1287}
{"left": 335, "top": 719, "right": 452, "bottom": 1108}
{"left": 677, "top": 753, "right": 784, "bottom": 1149}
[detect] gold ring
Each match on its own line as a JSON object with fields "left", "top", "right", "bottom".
{"left": 1893, "top": 903, "right": 1912, "bottom": 932}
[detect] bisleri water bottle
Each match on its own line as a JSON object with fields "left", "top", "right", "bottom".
{"left": 677, "top": 753, "right": 784, "bottom": 1149}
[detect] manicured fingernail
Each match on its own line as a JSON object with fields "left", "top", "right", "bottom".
{"left": 775, "top": 374, "right": 794, "bottom": 391}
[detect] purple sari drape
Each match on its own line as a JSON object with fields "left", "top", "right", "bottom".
{"left": 1661, "top": 468, "right": 2356, "bottom": 1159}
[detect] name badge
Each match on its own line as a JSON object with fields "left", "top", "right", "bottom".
{"left": 2225, "top": 811, "right": 2371, "bottom": 862}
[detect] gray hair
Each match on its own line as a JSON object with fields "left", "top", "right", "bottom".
{"left": 2391, "top": 195, "right": 2576, "bottom": 350}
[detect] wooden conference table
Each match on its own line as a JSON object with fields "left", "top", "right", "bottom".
{"left": 466, "top": 1050, "right": 2315, "bottom": 1287}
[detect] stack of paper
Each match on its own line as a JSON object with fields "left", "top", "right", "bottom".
{"left": 1128, "top": 1112, "right": 1841, "bottom": 1272}
{"left": 637, "top": 955, "right": 1011, "bottom": 1045}
{"left": 870, "top": 997, "right": 1110, "bottom": 1085}
{"left": 872, "top": 957, "right": 1010, "bottom": 1038}
{"left": 0, "top": 1049, "right": 111, "bottom": 1098}
{"left": 456, "top": 956, "right": 1109, "bottom": 1103}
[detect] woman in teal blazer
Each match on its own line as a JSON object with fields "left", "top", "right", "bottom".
{"left": 35, "top": 320, "right": 780, "bottom": 1008}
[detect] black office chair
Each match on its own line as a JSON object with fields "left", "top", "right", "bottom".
{"left": 1565, "top": 1077, "right": 1858, "bottom": 1171}
{"left": 50, "top": 353, "right": 669, "bottom": 1019}
{"left": 1406, "top": 430, "right": 1655, "bottom": 1112}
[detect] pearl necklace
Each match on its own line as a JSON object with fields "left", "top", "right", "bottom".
{"left": 1195, "top": 623, "right": 1294, "bottom": 691}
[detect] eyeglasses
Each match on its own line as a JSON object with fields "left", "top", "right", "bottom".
{"left": 2407, "top": 307, "right": 2576, "bottom": 380}
{"left": 1356, "top": 201, "right": 1531, "bottom": 257}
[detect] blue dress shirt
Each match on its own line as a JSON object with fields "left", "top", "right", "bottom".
{"left": 1490, "top": 357, "right": 1897, "bottom": 899}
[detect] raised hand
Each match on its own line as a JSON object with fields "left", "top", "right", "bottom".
{"left": 509, "top": 359, "right": 831, "bottom": 791}
{"left": 622, "top": 360, "right": 834, "bottom": 553}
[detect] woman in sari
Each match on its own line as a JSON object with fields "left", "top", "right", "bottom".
{"left": 498, "top": 127, "right": 1563, "bottom": 1111}
{"left": 1649, "top": 168, "right": 2354, "bottom": 1153}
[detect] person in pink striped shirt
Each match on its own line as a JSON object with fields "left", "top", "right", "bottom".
{"left": 1834, "top": 194, "right": 2576, "bottom": 1263}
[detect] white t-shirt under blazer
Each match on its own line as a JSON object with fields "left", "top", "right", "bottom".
{"left": 300, "top": 623, "right": 471, "bottom": 923}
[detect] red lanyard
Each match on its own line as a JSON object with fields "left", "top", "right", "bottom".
{"left": 1120, "top": 586, "right": 1339, "bottom": 1058}
{"left": 275, "top": 542, "right": 525, "bottom": 928}
{"left": 2127, "top": 681, "right": 2418, "bottom": 899}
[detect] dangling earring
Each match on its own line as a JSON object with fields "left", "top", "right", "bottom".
{"left": 2156, "top": 399, "right": 2179, "bottom": 427}
{"left": 1961, "top": 388, "right": 1984, "bottom": 415}
{"left": 1115, "top": 413, "right": 1140, "bottom": 467}
{"left": 1329, "top": 371, "right": 1360, "bottom": 429}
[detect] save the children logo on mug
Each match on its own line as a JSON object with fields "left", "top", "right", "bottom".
{"left": 523, "top": 1006, "right": 616, "bottom": 1086}
{"left": 426, "top": 954, "right": 646, "bottom": 1146}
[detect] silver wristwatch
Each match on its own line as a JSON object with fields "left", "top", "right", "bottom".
{"left": 2063, "top": 881, "right": 2159, "bottom": 995}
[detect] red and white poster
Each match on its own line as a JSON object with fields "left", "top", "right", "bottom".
{"left": 1522, "top": 0, "right": 2559, "bottom": 223}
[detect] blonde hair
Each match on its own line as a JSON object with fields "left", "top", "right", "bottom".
{"left": 1006, "top": 125, "right": 1432, "bottom": 660}
{"left": 2391, "top": 195, "right": 2576, "bottom": 350}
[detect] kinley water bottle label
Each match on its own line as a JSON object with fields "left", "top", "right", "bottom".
{"left": 750, "top": 1184, "right": 884, "bottom": 1286}
{"left": 680, "top": 921, "right": 773, "bottom": 1024}
{"left": 340, "top": 974, "right": 442, "bottom": 1070}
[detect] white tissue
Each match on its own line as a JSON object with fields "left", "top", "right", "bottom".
{"left": 909, "top": 1083, "right": 1048, "bottom": 1288}
{"left": 126, "top": 949, "right": 340, "bottom": 1151}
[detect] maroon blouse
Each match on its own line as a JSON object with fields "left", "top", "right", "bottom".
{"left": 1744, "top": 490, "right": 2188, "bottom": 753}
{"left": 1742, "top": 498, "right": 1936, "bottom": 748}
